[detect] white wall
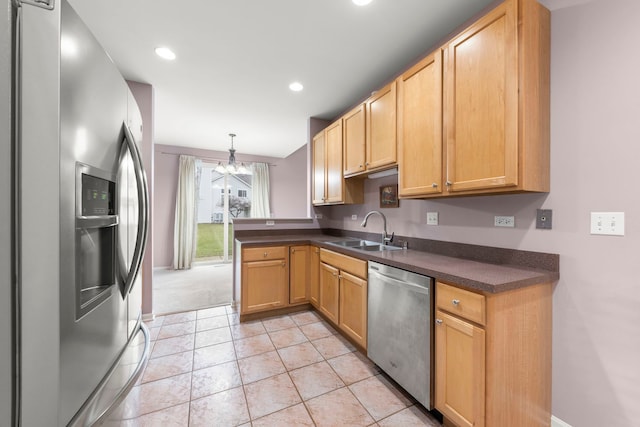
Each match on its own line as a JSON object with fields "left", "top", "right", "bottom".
{"left": 318, "top": 1, "right": 640, "bottom": 425}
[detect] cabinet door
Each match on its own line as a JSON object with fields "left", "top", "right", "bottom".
{"left": 325, "top": 120, "right": 344, "bottom": 203}
{"left": 312, "top": 132, "right": 326, "bottom": 204}
{"left": 398, "top": 50, "right": 443, "bottom": 197}
{"left": 435, "top": 310, "right": 486, "bottom": 427}
{"left": 319, "top": 262, "right": 339, "bottom": 324}
{"left": 338, "top": 271, "right": 367, "bottom": 348}
{"left": 241, "top": 259, "right": 288, "bottom": 314}
{"left": 289, "top": 246, "right": 309, "bottom": 304}
{"left": 366, "top": 80, "right": 397, "bottom": 170}
{"left": 309, "top": 246, "right": 320, "bottom": 308}
{"left": 445, "top": 0, "right": 518, "bottom": 193}
{"left": 343, "top": 104, "right": 366, "bottom": 176}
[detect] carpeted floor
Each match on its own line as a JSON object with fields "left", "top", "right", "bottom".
{"left": 153, "top": 262, "right": 233, "bottom": 315}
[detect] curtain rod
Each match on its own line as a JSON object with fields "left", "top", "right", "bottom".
{"left": 159, "top": 151, "right": 277, "bottom": 166}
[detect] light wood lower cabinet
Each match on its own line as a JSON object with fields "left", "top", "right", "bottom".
{"left": 338, "top": 270, "right": 367, "bottom": 348}
{"left": 309, "top": 246, "right": 320, "bottom": 308}
{"left": 240, "top": 245, "right": 313, "bottom": 316}
{"left": 289, "top": 246, "right": 310, "bottom": 304}
{"left": 435, "top": 281, "right": 552, "bottom": 427}
{"left": 241, "top": 246, "right": 288, "bottom": 315}
{"left": 319, "top": 249, "right": 368, "bottom": 349}
{"left": 319, "top": 262, "right": 339, "bottom": 324}
{"left": 435, "top": 309, "right": 486, "bottom": 427}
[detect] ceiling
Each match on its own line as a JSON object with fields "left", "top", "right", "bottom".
{"left": 66, "top": 0, "right": 529, "bottom": 158}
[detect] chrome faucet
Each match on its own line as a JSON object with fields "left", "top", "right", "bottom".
{"left": 361, "top": 210, "right": 394, "bottom": 245}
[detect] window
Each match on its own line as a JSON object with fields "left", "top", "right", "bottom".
{"left": 238, "top": 189, "right": 247, "bottom": 198}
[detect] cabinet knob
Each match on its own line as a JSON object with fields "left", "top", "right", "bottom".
{"left": 282, "top": 262, "right": 286, "bottom": 267}
{"left": 446, "top": 180, "right": 452, "bottom": 186}
{"left": 452, "top": 299, "right": 460, "bottom": 306}
{"left": 432, "top": 183, "right": 438, "bottom": 188}
{"left": 332, "top": 272, "right": 338, "bottom": 277}
{"left": 435, "top": 319, "right": 443, "bottom": 325}
{"left": 263, "top": 252, "right": 268, "bottom": 257}
{"left": 359, "top": 164, "right": 363, "bottom": 168}
{"left": 365, "top": 162, "right": 370, "bottom": 166}
{"left": 291, "top": 248, "right": 295, "bottom": 253}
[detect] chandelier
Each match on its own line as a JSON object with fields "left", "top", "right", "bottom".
{"left": 215, "top": 133, "right": 251, "bottom": 175}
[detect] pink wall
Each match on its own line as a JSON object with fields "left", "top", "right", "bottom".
{"left": 153, "top": 143, "right": 308, "bottom": 267}
{"left": 317, "top": 1, "right": 640, "bottom": 425}
{"left": 270, "top": 144, "right": 308, "bottom": 218}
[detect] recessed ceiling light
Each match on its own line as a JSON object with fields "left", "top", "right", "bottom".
{"left": 352, "top": 0, "right": 372, "bottom": 6}
{"left": 289, "top": 82, "right": 304, "bottom": 92}
{"left": 155, "top": 47, "right": 176, "bottom": 60}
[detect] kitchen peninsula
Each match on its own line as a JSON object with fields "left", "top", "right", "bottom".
{"left": 233, "top": 228, "right": 558, "bottom": 427}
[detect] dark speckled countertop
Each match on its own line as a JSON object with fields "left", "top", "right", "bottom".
{"left": 234, "top": 232, "right": 559, "bottom": 293}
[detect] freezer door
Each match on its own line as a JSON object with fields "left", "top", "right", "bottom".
{"left": 117, "top": 123, "right": 149, "bottom": 299}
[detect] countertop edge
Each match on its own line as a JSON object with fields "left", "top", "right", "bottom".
{"left": 235, "top": 235, "right": 559, "bottom": 294}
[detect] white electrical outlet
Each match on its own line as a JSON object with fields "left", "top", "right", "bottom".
{"left": 494, "top": 216, "right": 515, "bottom": 227}
{"left": 427, "top": 212, "right": 439, "bottom": 225}
{"left": 351, "top": 214, "right": 358, "bottom": 220}
{"left": 590, "top": 212, "right": 624, "bottom": 236}
{"left": 265, "top": 220, "right": 275, "bottom": 226}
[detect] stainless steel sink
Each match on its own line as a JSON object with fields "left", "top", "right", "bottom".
{"left": 327, "top": 239, "right": 403, "bottom": 252}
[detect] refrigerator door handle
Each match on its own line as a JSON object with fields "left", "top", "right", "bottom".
{"left": 118, "top": 122, "right": 149, "bottom": 297}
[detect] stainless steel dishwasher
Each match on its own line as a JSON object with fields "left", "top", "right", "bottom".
{"left": 367, "top": 261, "right": 434, "bottom": 409}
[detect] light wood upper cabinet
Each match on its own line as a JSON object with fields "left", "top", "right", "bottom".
{"left": 289, "top": 246, "right": 310, "bottom": 305}
{"left": 325, "top": 121, "right": 344, "bottom": 203}
{"left": 444, "top": 0, "right": 550, "bottom": 195}
{"left": 312, "top": 121, "right": 364, "bottom": 206}
{"left": 366, "top": 80, "right": 397, "bottom": 171}
{"left": 312, "top": 132, "right": 326, "bottom": 204}
{"left": 341, "top": 83, "right": 397, "bottom": 178}
{"left": 343, "top": 104, "right": 366, "bottom": 176}
{"left": 397, "top": 50, "right": 443, "bottom": 197}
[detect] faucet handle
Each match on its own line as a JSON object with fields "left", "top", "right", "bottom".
{"left": 384, "top": 232, "right": 395, "bottom": 244}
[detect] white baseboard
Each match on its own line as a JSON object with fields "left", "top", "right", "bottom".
{"left": 141, "top": 313, "right": 155, "bottom": 322}
{"left": 551, "top": 415, "right": 572, "bottom": 427}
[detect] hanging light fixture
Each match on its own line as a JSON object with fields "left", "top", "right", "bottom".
{"left": 215, "top": 133, "right": 252, "bottom": 175}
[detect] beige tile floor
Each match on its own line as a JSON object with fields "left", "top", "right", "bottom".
{"left": 105, "top": 306, "right": 442, "bottom": 427}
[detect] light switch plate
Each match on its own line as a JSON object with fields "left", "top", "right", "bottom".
{"left": 265, "top": 220, "right": 275, "bottom": 226}
{"left": 351, "top": 214, "right": 358, "bottom": 220}
{"left": 590, "top": 212, "right": 624, "bottom": 236}
{"left": 427, "top": 212, "right": 439, "bottom": 225}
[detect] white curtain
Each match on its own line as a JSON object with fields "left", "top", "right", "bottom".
{"left": 251, "top": 162, "right": 271, "bottom": 218}
{"left": 173, "top": 155, "right": 198, "bottom": 269}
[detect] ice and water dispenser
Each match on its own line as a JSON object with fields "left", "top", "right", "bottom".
{"left": 75, "top": 163, "right": 118, "bottom": 319}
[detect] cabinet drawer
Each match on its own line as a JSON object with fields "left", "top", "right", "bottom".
{"left": 243, "top": 246, "right": 287, "bottom": 262}
{"left": 436, "top": 282, "right": 486, "bottom": 326}
{"left": 320, "top": 248, "right": 367, "bottom": 279}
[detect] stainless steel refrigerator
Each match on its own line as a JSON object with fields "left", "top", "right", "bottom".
{"left": 1, "top": 0, "right": 150, "bottom": 425}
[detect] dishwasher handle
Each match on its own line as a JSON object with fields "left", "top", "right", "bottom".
{"left": 368, "top": 269, "right": 430, "bottom": 295}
